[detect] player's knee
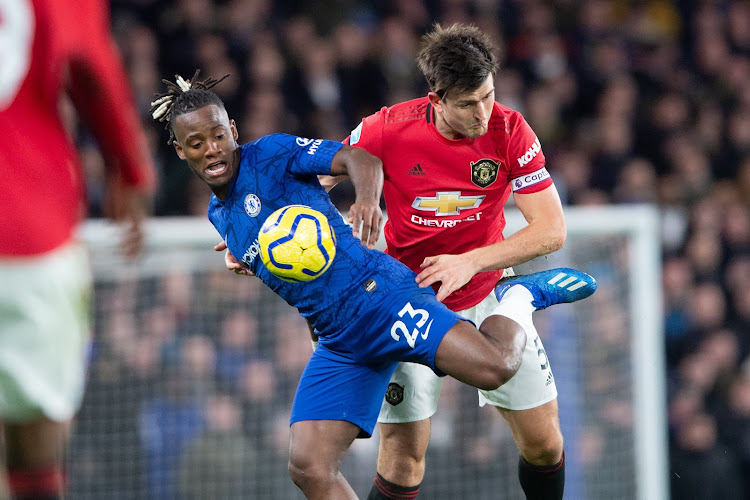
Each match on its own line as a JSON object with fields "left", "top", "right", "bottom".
{"left": 484, "top": 345, "right": 525, "bottom": 389}
{"left": 477, "top": 320, "right": 526, "bottom": 389}
{"left": 288, "top": 452, "right": 334, "bottom": 490}
{"left": 480, "top": 363, "right": 518, "bottom": 390}
{"left": 379, "top": 453, "right": 425, "bottom": 480}
{"left": 287, "top": 460, "right": 307, "bottom": 490}
{"left": 378, "top": 422, "right": 429, "bottom": 483}
{"left": 519, "top": 432, "right": 564, "bottom": 465}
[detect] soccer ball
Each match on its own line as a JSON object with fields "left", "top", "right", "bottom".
{"left": 258, "top": 205, "right": 337, "bottom": 282}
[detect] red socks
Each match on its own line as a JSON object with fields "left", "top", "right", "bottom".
{"left": 366, "top": 472, "right": 420, "bottom": 500}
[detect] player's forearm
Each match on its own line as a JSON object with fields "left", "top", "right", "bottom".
{"left": 469, "top": 218, "right": 566, "bottom": 273}
{"left": 330, "top": 146, "right": 383, "bottom": 203}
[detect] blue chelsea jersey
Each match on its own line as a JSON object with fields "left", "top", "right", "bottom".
{"left": 207, "top": 133, "right": 414, "bottom": 336}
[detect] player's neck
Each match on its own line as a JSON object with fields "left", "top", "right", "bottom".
{"left": 432, "top": 108, "right": 466, "bottom": 141}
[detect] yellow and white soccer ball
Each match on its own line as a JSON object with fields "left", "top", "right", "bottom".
{"left": 258, "top": 205, "right": 337, "bottom": 282}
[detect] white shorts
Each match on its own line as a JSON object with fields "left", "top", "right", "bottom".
{"left": 0, "top": 242, "right": 92, "bottom": 422}
{"left": 377, "top": 281, "right": 557, "bottom": 422}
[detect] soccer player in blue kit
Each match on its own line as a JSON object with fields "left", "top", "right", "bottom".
{"left": 152, "top": 73, "right": 596, "bottom": 499}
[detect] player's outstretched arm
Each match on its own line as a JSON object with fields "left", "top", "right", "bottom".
{"left": 65, "top": 0, "right": 156, "bottom": 259}
{"left": 485, "top": 184, "right": 567, "bottom": 267}
{"left": 329, "top": 145, "right": 384, "bottom": 249}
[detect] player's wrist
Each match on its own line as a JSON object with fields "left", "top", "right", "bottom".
{"left": 463, "top": 250, "right": 487, "bottom": 274}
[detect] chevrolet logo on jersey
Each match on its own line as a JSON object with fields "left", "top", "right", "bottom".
{"left": 412, "top": 191, "right": 485, "bottom": 216}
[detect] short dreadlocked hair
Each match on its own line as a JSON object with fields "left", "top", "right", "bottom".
{"left": 150, "top": 70, "right": 230, "bottom": 144}
{"left": 416, "top": 23, "right": 498, "bottom": 99}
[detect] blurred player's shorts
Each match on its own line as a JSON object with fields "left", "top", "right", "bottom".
{"left": 0, "top": 241, "right": 92, "bottom": 422}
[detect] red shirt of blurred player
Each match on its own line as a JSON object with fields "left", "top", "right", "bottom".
{"left": 0, "top": 0, "right": 155, "bottom": 256}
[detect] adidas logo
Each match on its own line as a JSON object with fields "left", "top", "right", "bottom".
{"left": 546, "top": 272, "right": 588, "bottom": 291}
{"left": 407, "top": 164, "right": 425, "bottom": 176}
{"left": 545, "top": 372, "right": 554, "bottom": 386}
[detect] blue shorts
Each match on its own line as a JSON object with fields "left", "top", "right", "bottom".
{"left": 290, "top": 283, "right": 465, "bottom": 437}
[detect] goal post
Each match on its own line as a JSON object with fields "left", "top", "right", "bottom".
{"left": 71, "top": 204, "right": 666, "bottom": 500}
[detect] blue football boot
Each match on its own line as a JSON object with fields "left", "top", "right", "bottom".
{"left": 495, "top": 268, "right": 597, "bottom": 310}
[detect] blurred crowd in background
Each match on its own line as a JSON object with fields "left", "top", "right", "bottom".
{"left": 69, "top": 0, "right": 750, "bottom": 498}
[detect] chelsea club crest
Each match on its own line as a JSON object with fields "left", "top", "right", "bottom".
{"left": 244, "top": 194, "right": 261, "bottom": 217}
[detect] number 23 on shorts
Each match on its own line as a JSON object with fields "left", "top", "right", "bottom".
{"left": 390, "top": 302, "right": 433, "bottom": 349}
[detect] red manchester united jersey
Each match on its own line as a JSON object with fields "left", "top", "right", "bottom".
{"left": 346, "top": 97, "right": 553, "bottom": 311}
{"left": 0, "top": 0, "right": 155, "bottom": 256}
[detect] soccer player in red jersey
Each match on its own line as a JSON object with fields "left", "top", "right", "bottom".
{"left": 0, "top": 0, "right": 155, "bottom": 497}
{"left": 340, "top": 24, "right": 569, "bottom": 500}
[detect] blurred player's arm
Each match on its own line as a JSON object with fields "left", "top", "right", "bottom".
{"left": 65, "top": 0, "right": 156, "bottom": 258}
{"left": 417, "top": 185, "right": 566, "bottom": 301}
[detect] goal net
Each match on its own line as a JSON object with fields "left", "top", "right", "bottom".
{"left": 70, "top": 205, "right": 666, "bottom": 500}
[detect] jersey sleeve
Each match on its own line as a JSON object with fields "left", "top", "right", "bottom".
{"left": 260, "top": 134, "right": 344, "bottom": 176}
{"left": 505, "top": 113, "right": 553, "bottom": 194}
{"left": 343, "top": 107, "right": 385, "bottom": 158}
{"left": 64, "top": 0, "right": 156, "bottom": 193}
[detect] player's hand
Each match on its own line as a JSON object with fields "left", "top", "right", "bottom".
{"left": 104, "top": 184, "right": 151, "bottom": 260}
{"left": 415, "top": 253, "right": 479, "bottom": 302}
{"left": 214, "top": 240, "right": 255, "bottom": 276}
{"left": 348, "top": 201, "right": 382, "bottom": 249}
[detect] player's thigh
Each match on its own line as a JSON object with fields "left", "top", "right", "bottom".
{"left": 0, "top": 242, "right": 91, "bottom": 422}
{"left": 378, "top": 362, "right": 443, "bottom": 423}
{"left": 497, "top": 399, "right": 563, "bottom": 456}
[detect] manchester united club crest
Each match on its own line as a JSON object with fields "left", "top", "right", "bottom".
{"left": 385, "top": 383, "right": 404, "bottom": 406}
{"left": 470, "top": 159, "right": 499, "bottom": 188}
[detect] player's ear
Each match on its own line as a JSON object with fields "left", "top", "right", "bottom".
{"left": 230, "top": 119, "right": 239, "bottom": 142}
{"left": 427, "top": 91, "right": 443, "bottom": 112}
{"left": 173, "top": 141, "right": 186, "bottom": 160}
